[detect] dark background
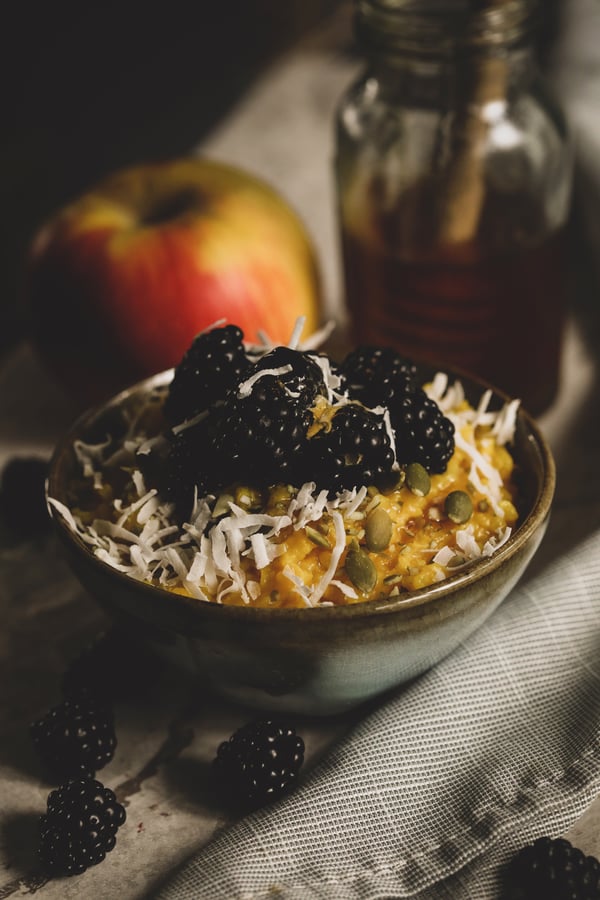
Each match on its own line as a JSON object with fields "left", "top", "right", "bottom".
{"left": 1, "top": 0, "right": 565, "bottom": 362}
{"left": 1, "top": 0, "right": 343, "bottom": 358}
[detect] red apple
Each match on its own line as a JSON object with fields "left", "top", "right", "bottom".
{"left": 26, "top": 157, "right": 323, "bottom": 407}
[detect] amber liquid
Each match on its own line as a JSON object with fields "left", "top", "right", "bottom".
{"left": 342, "top": 227, "right": 568, "bottom": 416}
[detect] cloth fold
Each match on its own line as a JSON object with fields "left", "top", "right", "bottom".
{"left": 152, "top": 525, "right": 600, "bottom": 899}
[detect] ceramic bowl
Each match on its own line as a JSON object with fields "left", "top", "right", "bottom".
{"left": 46, "top": 366, "right": 555, "bottom": 715}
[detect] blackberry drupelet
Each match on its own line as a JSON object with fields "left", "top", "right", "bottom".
{"left": 39, "top": 778, "right": 126, "bottom": 876}
{"left": 391, "top": 390, "right": 455, "bottom": 474}
{"left": 213, "top": 719, "right": 305, "bottom": 808}
{"left": 506, "top": 836, "right": 600, "bottom": 899}
{"left": 164, "top": 324, "right": 250, "bottom": 425}
{"left": 31, "top": 697, "right": 117, "bottom": 781}
{"left": 308, "top": 402, "right": 396, "bottom": 494}
{"left": 341, "top": 345, "right": 417, "bottom": 408}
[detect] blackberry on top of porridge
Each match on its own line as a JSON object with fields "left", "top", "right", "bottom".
{"left": 49, "top": 320, "right": 520, "bottom": 609}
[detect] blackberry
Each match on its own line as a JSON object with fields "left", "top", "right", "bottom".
{"left": 164, "top": 416, "right": 223, "bottom": 515}
{"left": 0, "top": 456, "right": 50, "bottom": 537}
{"left": 61, "top": 628, "right": 156, "bottom": 704}
{"left": 163, "top": 345, "right": 328, "bottom": 504}
{"left": 200, "top": 347, "right": 326, "bottom": 492}
{"left": 506, "top": 836, "right": 600, "bottom": 899}
{"left": 340, "top": 345, "right": 455, "bottom": 474}
{"left": 212, "top": 396, "right": 313, "bottom": 490}
{"left": 39, "top": 778, "right": 126, "bottom": 877}
{"left": 341, "top": 345, "right": 417, "bottom": 408}
{"left": 308, "top": 402, "right": 396, "bottom": 494}
{"left": 31, "top": 697, "right": 117, "bottom": 781}
{"left": 164, "top": 324, "right": 250, "bottom": 425}
{"left": 249, "top": 346, "right": 326, "bottom": 404}
{"left": 391, "top": 390, "right": 455, "bottom": 473}
{"left": 213, "top": 719, "right": 305, "bottom": 808}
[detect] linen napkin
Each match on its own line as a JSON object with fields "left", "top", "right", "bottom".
{"left": 151, "top": 519, "right": 600, "bottom": 900}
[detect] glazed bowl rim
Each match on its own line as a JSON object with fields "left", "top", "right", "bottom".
{"left": 46, "top": 365, "right": 555, "bottom": 622}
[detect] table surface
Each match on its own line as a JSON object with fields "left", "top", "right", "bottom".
{"left": 2, "top": 4, "right": 600, "bottom": 898}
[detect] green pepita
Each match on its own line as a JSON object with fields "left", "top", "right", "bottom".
{"left": 306, "top": 525, "right": 332, "bottom": 549}
{"left": 212, "top": 493, "right": 234, "bottom": 518}
{"left": 383, "top": 573, "right": 402, "bottom": 585}
{"left": 405, "top": 462, "right": 431, "bottom": 496}
{"left": 365, "top": 506, "right": 393, "bottom": 552}
{"left": 345, "top": 546, "right": 377, "bottom": 594}
{"left": 448, "top": 553, "right": 468, "bottom": 568}
{"left": 444, "top": 490, "right": 473, "bottom": 524}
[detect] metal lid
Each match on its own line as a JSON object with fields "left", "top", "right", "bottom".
{"left": 355, "top": 0, "right": 537, "bottom": 58}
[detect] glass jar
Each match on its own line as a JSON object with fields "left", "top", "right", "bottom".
{"left": 334, "top": 0, "right": 572, "bottom": 416}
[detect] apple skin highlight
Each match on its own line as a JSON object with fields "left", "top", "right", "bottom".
{"left": 26, "top": 158, "right": 323, "bottom": 407}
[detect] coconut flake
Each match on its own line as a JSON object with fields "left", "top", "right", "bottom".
{"left": 432, "top": 545, "right": 456, "bottom": 566}
{"left": 455, "top": 526, "right": 482, "bottom": 560}
{"left": 237, "top": 365, "right": 293, "bottom": 399}
{"left": 483, "top": 526, "right": 512, "bottom": 556}
{"left": 171, "top": 410, "right": 209, "bottom": 435}
{"left": 287, "top": 316, "right": 306, "bottom": 350}
{"left": 308, "top": 510, "right": 347, "bottom": 606}
{"left": 283, "top": 567, "right": 312, "bottom": 606}
{"left": 492, "top": 398, "right": 520, "bottom": 446}
{"left": 330, "top": 579, "right": 359, "bottom": 600}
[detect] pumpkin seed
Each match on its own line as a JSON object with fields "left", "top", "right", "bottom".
{"left": 306, "top": 525, "right": 332, "bottom": 549}
{"left": 444, "top": 490, "right": 473, "bottom": 524}
{"left": 235, "top": 485, "right": 263, "bottom": 510}
{"left": 384, "top": 573, "right": 402, "bottom": 586}
{"left": 345, "top": 545, "right": 377, "bottom": 594}
{"left": 406, "top": 462, "right": 430, "bottom": 496}
{"left": 378, "top": 468, "right": 405, "bottom": 494}
{"left": 365, "top": 507, "right": 393, "bottom": 552}
{"left": 212, "top": 493, "right": 234, "bottom": 518}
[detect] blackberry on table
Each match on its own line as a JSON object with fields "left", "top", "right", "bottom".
{"left": 164, "top": 324, "right": 250, "bottom": 425}
{"left": 39, "top": 778, "right": 126, "bottom": 877}
{"left": 213, "top": 719, "right": 305, "bottom": 808}
{"left": 31, "top": 697, "right": 116, "bottom": 781}
{"left": 0, "top": 456, "right": 50, "bottom": 537}
{"left": 505, "top": 836, "right": 600, "bottom": 899}
{"left": 308, "top": 402, "right": 396, "bottom": 494}
{"left": 60, "top": 627, "right": 156, "bottom": 704}
{"left": 391, "top": 389, "right": 455, "bottom": 474}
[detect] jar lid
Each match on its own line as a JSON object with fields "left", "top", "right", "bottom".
{"left": 355, "top": 0, "right": 538, "bottom": 58}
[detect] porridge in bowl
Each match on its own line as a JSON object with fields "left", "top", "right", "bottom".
{"left": 48, "top": 322, "right": 520, "bottom": 610}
